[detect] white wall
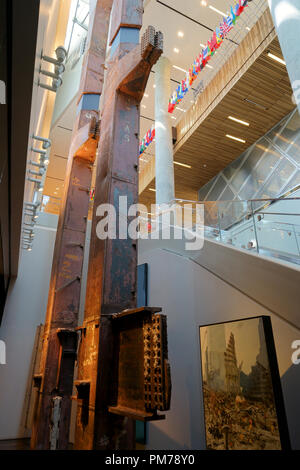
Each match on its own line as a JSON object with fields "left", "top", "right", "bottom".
{"left": 138, "top": 247, "right": 300, "bottom": 450}
{"left": 0, "top": 214, "right": 57, "bottom": 439}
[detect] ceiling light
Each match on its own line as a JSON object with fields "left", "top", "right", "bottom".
{"left": 246, "top": 27, "right": 250, "bottom": 31}
{"left": 171, "top": 116, "right": 176, "bottom": 120}
{"left": 173, "top": 65, "right": 187, "bottom": 73}
{"left": 201, "top": 0, "right": 207, "bottom": 6}
{"left": 177, "top": 107, "right": 186, "bottom": 112}
{"left": 142, "top": 105, "right": 146, "bottom": 108}
{"left": 177, "top": 31, "right": 184, "bottom": 38}
{"left": 153, "top": 84, "right": 156, "bottom": 88}
{"left": 174, "top": 161, "right": 192, "bottom": 168}
{"left": 267, "top": 52, "right": 286, "bottom": 65}
{"left": 209, "top": 5, "right": 226, "bottom": 16}
{"left": 144, "top": 93, "right": 149, "bottom": 98}
{"left": 226, "top": 134, "right": 246, "bottom": 143}
{"left": 200, "top": 43, "right": 206, "bottom": 48}
{"left": 206, "top": 64, "right": 213, "bottom": 69}
{"left": 149, "top": 188, "right": 156, "bottom": 192}
{"left": 228, "top": 116, "right": 250, "bottom": 126}
{"left": 173, "top": 48, "right": 179, "bottom": 54}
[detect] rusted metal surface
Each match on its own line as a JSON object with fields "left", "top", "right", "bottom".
{"left": 107, "top": 307, "right": 171, "bottom": 421}
{"left": 74, "top": 0, "right": 163, "bottom": 450}
{"left": 30, "top": 1, "right": 113, "bottom": 450}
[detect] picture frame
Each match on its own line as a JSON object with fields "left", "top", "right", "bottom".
{"left": 199, "top": 316, "right": 290, "bottom": 450}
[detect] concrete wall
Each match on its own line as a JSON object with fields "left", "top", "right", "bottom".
{"left": 138, "top": 247, "right": 300, "bottom": 450}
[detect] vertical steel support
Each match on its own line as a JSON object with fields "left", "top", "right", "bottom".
{"left": 31, "top": 0, "right": 113, "bottom": 450}
{"left": 74, "top": 0, "right": 163, "bottom": 450}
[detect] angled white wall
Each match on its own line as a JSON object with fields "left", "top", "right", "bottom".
{"left": 138, "top": 247, "right": 300, "bottom": 450}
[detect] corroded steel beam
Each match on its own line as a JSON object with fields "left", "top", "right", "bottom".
{"left": 74, "top": 0, "right": 163, "bottom": 450}
{"left": 30, "top": 0, "right": 113, "bottom": 450}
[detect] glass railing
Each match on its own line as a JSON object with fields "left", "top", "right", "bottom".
{"left": 206, "top": 198, "right": 300, "bottom": 264}
{"left": 139, "top": 197, "right": 300, "bottom": 266}
{"left": 40, "top": 192, "right": 300, "bottom": 266}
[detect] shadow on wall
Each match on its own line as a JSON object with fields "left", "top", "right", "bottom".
{"left": 281, "top": 364, "right": 300, "bottom": 450}
{"left": 146, "top": 425, "right": 191, "bottom": 451}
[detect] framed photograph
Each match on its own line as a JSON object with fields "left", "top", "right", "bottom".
{"left": 199, "top": 316, "right": 290, "bottom": 450}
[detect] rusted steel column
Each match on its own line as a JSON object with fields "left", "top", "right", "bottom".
{"left": 74, "top": 0, "right": 163, "bottom": 450}
{"left": 30, "top": 0, "right": 113, "bottom": 450}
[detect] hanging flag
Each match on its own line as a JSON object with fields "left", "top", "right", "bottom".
{"left": 89, "top": 188, "right": 95, "bottom": 202}
{"left": 140, "top": 0, "right": 250, "bottom": 149}
{"left": 230, "top": 6, "right": 236, "bottom": 24}
{"left": 237, "top": 0, "right": 248, "bottom": 16}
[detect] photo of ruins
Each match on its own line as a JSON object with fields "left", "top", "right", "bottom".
{"left": 200, "top": 317, "right": 283, "bottom": 450}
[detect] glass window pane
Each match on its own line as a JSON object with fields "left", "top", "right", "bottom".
{"left": 281, "top": 170, "right": 300, "bottom": 194}
{"left": 198, "top": 176, "right": 217, "bottom": 201}
{"left": 256, "top": 159, "right": 295, "bottom": 199}
{"left": 231, "top": 143, "right": 266, "bottom": 193}
{"left": 207, "top": 176, "right": 226, "bottom": 201}
{"left": 222, "top": 151, "right": 246, "bottom": 182}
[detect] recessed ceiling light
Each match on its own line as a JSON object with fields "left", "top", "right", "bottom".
{"left": 142, "top": 105, "right": 146, "bottom": 108}
{"left": 228, "top": 116, "right": 250, "bottom": 126}
{"left": 153, "top": 84, "right": 156, "bottom": 88}
{"left": 201, "top": 0, "right": 207, "bottom": 6}
{"left": 203, "top": 164, "right": 207, "bottom": 168}
{"left": 173, "top": 47, "right": 179, "bottom": 54}
{"left": 177, "top": 107, "right": 186, "bottom": 112}
{"left": 144, "top": 93, "right": 149, "bottom": 98}
{"left": 226, "top": 134, "right": 246, "bottom": 143}
{"left": 173, "top": 65, "right": 187, "bottom": 73}
{"left": 149, "top": 188, "right": 156, "bottom": 192}
{"left": 209, "top": 5, "right": 226, "bottom": 16}
{"left": 246, "top": 27, "right": 250, "bottom": 31}
{"left": 177, "top": 31, "right": 184, "bottom": 38}
{"left": 174, "top": 161, "right": 192, "bottom": 168}
{"left": 267, "top": 52, "right": 286, "bottom": 65}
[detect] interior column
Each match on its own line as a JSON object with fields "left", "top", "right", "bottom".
{"left": 154, "top": 56, "right": 175, "bottom": 206}
{"left": 268, "top": 0, "right": 300, "bottom": 113}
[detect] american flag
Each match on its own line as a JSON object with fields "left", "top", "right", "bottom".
{"left": 220, "top": 18, "right": 233, "bottom": 36}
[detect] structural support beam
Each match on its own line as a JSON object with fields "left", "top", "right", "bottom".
{"left": 154, "top": 56, "right": 175, "bottom": 206}
{"left": 268, "top": 0, "right": 300, "bottom": 115}
{"left": 74, "top": 0, "right": 163, "bottom": 450}
{"left": 30, "top": 0, "right": 113, "bottom": 450}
